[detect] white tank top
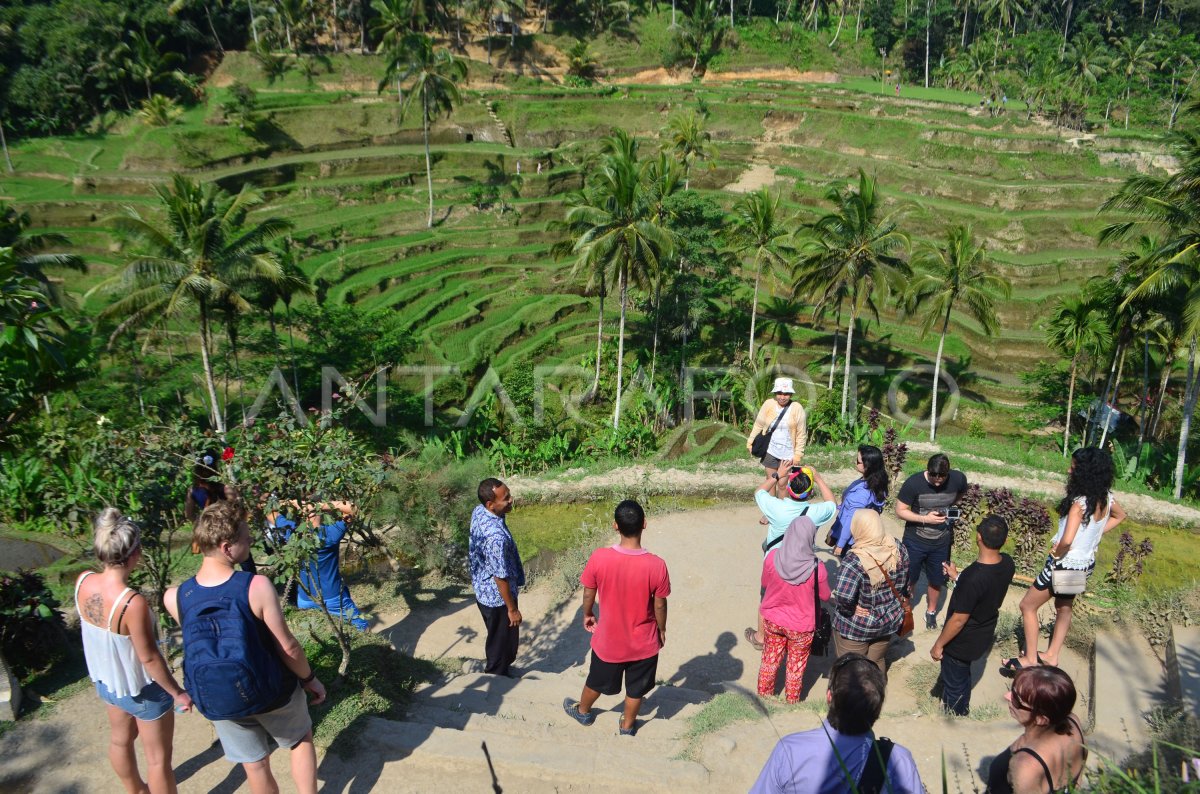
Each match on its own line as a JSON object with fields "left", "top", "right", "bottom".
{"left": 1050, "top": 492, "right": 1113, "bottom": 570}
{"left": 75, "top": 572, "right": 154, "bottom": 698}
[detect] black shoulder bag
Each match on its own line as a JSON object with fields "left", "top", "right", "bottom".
{"left": 750, "top": 402, "right": 790, "bottom": 459}
{"left": 857, "top": 737, "right": 895, "bottom": 794}
{"left": 811, "top": 566, "right": 833, "bottom": 656}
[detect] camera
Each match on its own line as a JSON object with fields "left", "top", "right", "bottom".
{"left": 945, "top": 507, "right": 962, "bottom": 521}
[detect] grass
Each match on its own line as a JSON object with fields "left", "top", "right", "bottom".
{"left": 679, "top": 690, "right": 769, "bottom": 760}
{"left": 0, "top": 646, "right": 91, "bottom": 738}
{"left": 904, "top": 660, "right": 1003, "bottom": 722}
{"left": 293, "top": 616, "right": 447, "bottom": 754}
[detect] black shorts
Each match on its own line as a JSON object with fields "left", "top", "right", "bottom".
{"left": 585, "top": 651, "right": 659, "bottom": 699}
{"left": 761, "top": 453, "right": 783, "bottom": 470}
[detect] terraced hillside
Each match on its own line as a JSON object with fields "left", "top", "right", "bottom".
{"left": 3, "top": 50, "right": 1173, "bottom": 420}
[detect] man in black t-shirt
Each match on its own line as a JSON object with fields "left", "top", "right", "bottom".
{"left": 930, "top": 515, "right": 1015, "bottom": 715}
{"left": 895, "top": 453, "right": 969, "bottom": 630}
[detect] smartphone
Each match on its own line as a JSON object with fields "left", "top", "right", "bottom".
{"left": 945, "top": 507, "right": 962, "bottom": 521}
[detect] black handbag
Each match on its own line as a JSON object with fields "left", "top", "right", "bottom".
{"left": 811, "top": 568, "right": 833, "bottom": 656}
{"left": 750, "top": 402, "right": 790, "bottom": 459}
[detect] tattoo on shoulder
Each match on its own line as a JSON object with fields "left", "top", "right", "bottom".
{"left": 83, "top": 593, "right": 105, "bottom": 627}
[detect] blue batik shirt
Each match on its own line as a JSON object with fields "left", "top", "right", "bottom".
{"left": 468, "top": 504, "right": 525, "bottom": 608}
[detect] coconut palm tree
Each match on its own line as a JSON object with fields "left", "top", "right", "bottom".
{"left": 729, "top": 188, "right": 795, "bottom": 360}
{"left": 90, "top": 175, "right": 291, "bottom": 436}
{"left": 379, "top": 34, "right": 466, "bottom": 228}
{"left": 796, "top": 170, "right": 910, "bottom": 419}
{"left": 1045, "top": 295, "right": 1112, "bottom": 457}
{"left": 904, "top": 225, "right": 1011, "bottom": 440}
{"left": 665, "top": 110, "right": 710, "bottom": 191}
{"left": 1109, "top": 36, "right": 1158, "bottom": 129}
{"left": 0, "top": 204, "right": 87, "bottom": 312}
{"left": 250, "top": 246, "right": 313, "bottom": 396}
{"left": 566, "top": 139, "right": 674, "bottom": 429}
{"left": 1102, "top": 123, "right": 1200, "bottom": 496}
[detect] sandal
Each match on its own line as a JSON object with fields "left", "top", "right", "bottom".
{"left": 999, "top": 657, "right": 1024, "bottom": 678}
{"left": 744, "top": 626, "right": 764, "bottom": 651}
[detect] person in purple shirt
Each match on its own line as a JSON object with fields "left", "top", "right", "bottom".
{"left": 829, "top": 445, "right": 889, "bottom": 557}
{"left": 750, "top": 653, "right": 925, "bottom": 794}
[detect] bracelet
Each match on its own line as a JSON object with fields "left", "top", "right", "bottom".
{"left": 300, "top": 670, "right": 316, "bottom": 685}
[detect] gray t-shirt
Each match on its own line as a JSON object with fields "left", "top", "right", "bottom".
{"left": 897, "top": 470, "right": 968, "bottom": 543}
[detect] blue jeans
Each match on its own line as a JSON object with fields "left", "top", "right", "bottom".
{"left": 940, "top": 654, "right": 972, "bottom": 716}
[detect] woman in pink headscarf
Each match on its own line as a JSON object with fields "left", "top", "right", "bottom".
{"left": 756, "top": 516, "right": 831, "bottom": 703}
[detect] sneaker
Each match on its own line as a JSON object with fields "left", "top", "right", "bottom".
{"left": 925, "top": 610, "right": 938, "bottom": 630}
{"left": 618, "top": 717, "right": 637, "bottom": 736}
{"left": 563, "top": 698, "right": 596, "bottom": 727}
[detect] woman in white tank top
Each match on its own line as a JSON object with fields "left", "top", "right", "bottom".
{"left": 76, "top": 509, "right": 192, "bottom": 794}
{"left": 1008, "top": 449, "right": 1125, "bottom": 672}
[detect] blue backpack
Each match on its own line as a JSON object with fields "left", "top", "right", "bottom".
{"left": 177, "top": 571, "right": 294, "bottom": 720}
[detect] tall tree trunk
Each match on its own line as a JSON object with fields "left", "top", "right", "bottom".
{"left": 841, "top": 310, "right": 857, "bottom": 418}
{"left": 730, "top": 0, "right": 734, "bottom": 27}
{"left": 650, "top": 280, "right": 661, "bottom": 383}
{"left": 1137, "top": 331, "right": 1150, "bottom": 446}
{"left": 829, "top": 1, "right": 846, "bottom": 46}
{"left": 286, "top": 301, "right": 301, "bottom": 398}
{"left": 249, "top": 0, "right": 260, "bottom": 47}
{"left": 748, "top": 257, "right": 762, "bottom": 358}
{"left": 1090, "top": 342, "right": 1122, "bottom": 446}
{"left": 204, "top": 3, "right": 225, "bottom": 52}
{"left": 588, "top": 288, "right": 605, "bottom": 402}
{"left": 1152, "top": 348, "right": 1173, "bottom": 438}
{"left": 930, "top": 305, "right": 951, "bottom": 441}
{"left": 199, "top": 303, "right": 226, "bottom": 436}
{"left": 423, "top": 96, "right": 434, "bottom": 228}
{"left": 1060, "top": 0, "right": 1073, "bottom": 57}
{"left": 613, "top": 265, "right": 628, "bottom": 429}
{"left": 961, "top": 1, "right": 969, "bottom": 48}
{"left": 1099, "top": 343, "right": 1128, "bottom": 449}
{"left": 0, "top": 118, "right": 13, "bottom": 174}
{"left": 1174, "top": 336, "right": 1199, "bottom": 499}
{"left": 1124, "top": 84, "right": 1131, "bottom": 129}
{"left": 924, "top": 0, "right": 932, "bottom": 87}
{"left": 1063, "top": 353, "right": 1078, "bottom": 456}
{"left": 855, "top": 0, "right": 863, "bottom": 41}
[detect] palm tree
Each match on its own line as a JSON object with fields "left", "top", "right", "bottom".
{"left": 1102, "top": 124, "right": 1200, "bottom": 496}
{"left": 0, "top": 204, "right": 87, "bottom": 312}
{"left": 677, "top": 0, "right": 727, "bottom": 76}
{"left": 126, "top": 30, "right": 185, "bottom": 99}
{"left": 379, "top": 34, "right": 466, "bottom": 228}
{"left": 370, "top": 0, "right": 416, "bottom": 50}
{"left": 644, "top": 151, "right": 684, "bottom": 382}
{"left": 1065, "top": 35, "right": 1109, "bottom": 106}
{"left": 1109, "top": 36, "right": 1158, "bottom": 129}
{"left": 250, "top": 246, "right": 313, "bottom": 396}
{"left": 665, "top": 110, "right": 711, "bottom": 191}
{"left": 796, "top": 170, "right": 910, "bottom": 418}
{"left": 1045, "top": 295, "right": 1111, "bottom": 457}
{"left": 758, "top": 296, "right": 805, "bottom": 347}
{"left": 904, "top": 225, "right": 1011, "bottom": 440}
{"left": 90, "top": 175, "right": 291, "bottom": 436}
{"left": 566, "top": 139, "right": 674, "bottom": 429}
{"left": 729, "top": 188, "right": 795, "bottom": 359}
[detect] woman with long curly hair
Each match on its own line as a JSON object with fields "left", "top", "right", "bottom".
{"left": 828, "top": 445, "right": 889, "bottom": 556}
{"left": 1005, "top": 448, "right": 1125, "bottom": 672}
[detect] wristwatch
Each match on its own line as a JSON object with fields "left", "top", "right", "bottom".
{"left": 771, "top": 473, "right": 780, "bottom": 479}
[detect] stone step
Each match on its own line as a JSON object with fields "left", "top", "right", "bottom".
{"left": 1167, "top": 624, "right": 1200, "bottom": 720}
{"left": 406, "top": 671, "right": 710, "bottom": 742}
{"left": 1091, "top": 628, "right": 1169, "bottom": 761}
{"left": 336, "top": 715, "right": 710, "bottom": 792}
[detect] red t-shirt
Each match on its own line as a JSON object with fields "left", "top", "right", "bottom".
{"left": 580, "top": 545, "right": 672, "bottom": 663}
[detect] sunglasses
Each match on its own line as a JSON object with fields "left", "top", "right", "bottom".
{"left": 1007, "top": 684, "right": 1029, "bottom": 711}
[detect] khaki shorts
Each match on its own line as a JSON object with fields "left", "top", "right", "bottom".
{"left": 212, "top": 685, "right": 312, "bottom": 764}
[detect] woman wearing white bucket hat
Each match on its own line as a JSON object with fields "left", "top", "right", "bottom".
{"left": 748, "top": 377, "right": 807, "bottom": 523}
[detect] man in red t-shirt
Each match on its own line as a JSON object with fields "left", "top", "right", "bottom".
{"left": 563, "top": 500, "right": 671, "bottom": 736}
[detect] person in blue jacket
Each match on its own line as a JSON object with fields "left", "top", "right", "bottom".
{"left": 269, "top": 500, "right": 369, "bottom": 631}
{"left": 830, "top": 445, "right": 889, "bottom": 557}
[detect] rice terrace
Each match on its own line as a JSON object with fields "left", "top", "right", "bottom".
{"left": 2, "top": 1, "right": 1200, "bottom": 792}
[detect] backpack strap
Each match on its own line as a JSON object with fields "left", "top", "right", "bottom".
{"left": 857, "top": 736, "right": 895, "bottom": 794}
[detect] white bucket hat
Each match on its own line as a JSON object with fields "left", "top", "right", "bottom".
{"left": 771, "top": 377, "right": 795, "bottom": 394}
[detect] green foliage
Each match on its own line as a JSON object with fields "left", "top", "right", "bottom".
{"left": 0, "top": 569, "right": 68, "bottom": 677}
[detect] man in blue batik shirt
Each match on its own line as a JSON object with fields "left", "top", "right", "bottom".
{"left": 468, "top": 477, "right": 525, "bottom": 677}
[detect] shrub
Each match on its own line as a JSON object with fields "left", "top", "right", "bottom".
{"left": 0, "top": 570, "right": 68, "bottom": 677}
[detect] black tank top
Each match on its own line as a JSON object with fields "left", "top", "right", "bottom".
{"left": 986, "top": 717, "right": 1087, "bottom": 794}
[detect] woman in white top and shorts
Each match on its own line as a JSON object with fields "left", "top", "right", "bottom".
{"left": 76, "top": 509, "right": 192, "bottom": 794}
{"left": 1008, "top": 448, "right": 1125, "bottom": 672}
{"left": 748, "top": 377, "right": 807, "bottom": 523}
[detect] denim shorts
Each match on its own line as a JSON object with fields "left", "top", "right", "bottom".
{"left": 95, "top": 680, "right": 173, "bottom": 721}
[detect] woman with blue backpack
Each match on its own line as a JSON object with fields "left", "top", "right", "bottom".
{"left": 77, "top": 509, "right": 192, "bottom": 794}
